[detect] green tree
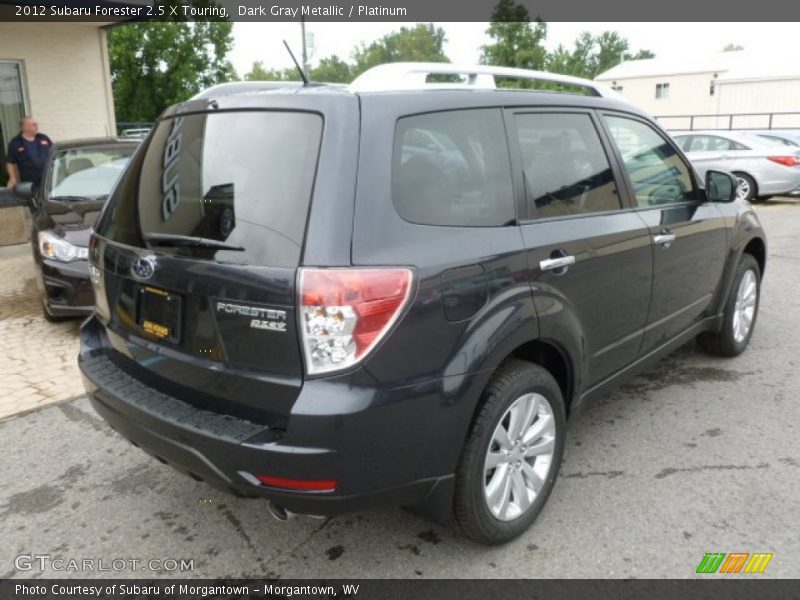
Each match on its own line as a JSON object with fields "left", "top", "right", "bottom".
{"left": 243, "top": 61, "right": 295, "bottom": 81}
{"left": 108, "top": 20, "right": 237, "bottom": 122}
{"left": 351, "top": 24, "right": 449, "bottom": 78}
{"left": 480, "top": 0, "right": 548, "bottom": 71}
{"left": 545, "top": 29, "right": 655, "bottom": 79}
{"left": 310, "top": 55, "right": 352, "bottom": 83}
{"left": 592, "top": 31, "right": 631, "bottom": 78}
{"left": 628, "top": 49, "right": 655, "bottom": 60}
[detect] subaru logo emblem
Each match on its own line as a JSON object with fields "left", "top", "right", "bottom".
{"left": 131, "top": 256, "right": 156, "bottom": 280}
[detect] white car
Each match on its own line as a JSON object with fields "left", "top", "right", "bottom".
{"left": 751, "top": 130, "right": 800, "bottom": 149}
{"left": 672, "top": 130, "right": 800, "bottom": 201}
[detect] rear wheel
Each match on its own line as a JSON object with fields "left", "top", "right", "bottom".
{"left": 733, "top": 172, "right": 757, "bottom": 202}
{"left": 697, "top": 254, "right": 760, "bottom": 357}
{"left": 454, "top": 360, "right": 566, "bottom": 545}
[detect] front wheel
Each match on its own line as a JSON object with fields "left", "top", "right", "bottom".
{"left": 697, "top": 254, "right": 761, "bottom": 357}
{"left": 454, "top": 360, "right": 566, "bottom": 545}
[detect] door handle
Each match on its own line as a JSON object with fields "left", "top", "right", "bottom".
{"left": 540, "top": 255, "right": 576, "bottom": 271}
{"left": 653, "top": 233, "right": 676, "bottom": 248}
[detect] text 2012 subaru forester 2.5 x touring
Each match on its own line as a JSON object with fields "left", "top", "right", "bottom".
{"left": 79, "top": 63, "right": 766, "bottom": 545}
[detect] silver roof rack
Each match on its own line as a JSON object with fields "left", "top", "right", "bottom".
{"left": 349, "top": 62, "right": 624, "bottom": 100}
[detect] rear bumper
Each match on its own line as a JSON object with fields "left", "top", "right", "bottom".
{"left": 78, "top": 317, "right": 470, "bottom": 518}
{"left": 785, "top": 184, "right": 800, "bottom": 197}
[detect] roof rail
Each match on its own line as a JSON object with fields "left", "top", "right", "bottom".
{"left": 349, "top": 62, "right": 624, "bottom": 99}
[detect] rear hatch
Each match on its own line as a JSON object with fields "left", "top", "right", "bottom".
{"left": 91, "top": 107, "right": 325, "bottom": 423}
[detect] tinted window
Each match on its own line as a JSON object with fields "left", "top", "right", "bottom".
{"left": 392, "top": 109, "right": 514, "bottom": 227}
{"left": 673, "top": 136, "right": 692, "bottom": 151}
{"left": 604, "top": 115, "right": 695, "bottom": 207}
{"left": 515, "top": 112, "right": 621, "bottom": 219}
{"left": 95, "top": 111, "right": 322, "bottom": 267}
{"left": 757, "top": 134, "right": 797, "bottom": 148}
{"left": 686, "top": 135, "right": 747, "bottom": 152}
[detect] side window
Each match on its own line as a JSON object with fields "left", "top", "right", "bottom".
{"left": 514, "top": 112, "right": 621, "bottom": 219}
{"left": 392, "top": 109, "right": 514, "bottom": 227}
{"left": 689, "top": 135, "right": 739, "bottom": 152}
{"left": 603, "top": 115, "right": 695, "bottom": 207}
{"left": 673, "top": 136, "right": 692, "bottom": 151}
{"left": 761, "top": 135, "right": 793, "bottom": 147}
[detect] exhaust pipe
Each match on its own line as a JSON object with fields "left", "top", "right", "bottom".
{"left": 267, "top": 501, "right": 295, "bottom": 521}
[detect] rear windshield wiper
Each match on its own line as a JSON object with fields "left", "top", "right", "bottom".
{"left": 143, "top": 233, "right": 244, "bottom": 252}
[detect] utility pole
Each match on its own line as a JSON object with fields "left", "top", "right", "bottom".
{"left": 300, "top": 17, "right": 309, "bottom": 74}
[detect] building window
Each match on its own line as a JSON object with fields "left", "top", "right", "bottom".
{"left": 0, "top": 61, "right": 28, "bottom": 186}
{"left": 655, "top": 82, "right": 670, "bottom": 99}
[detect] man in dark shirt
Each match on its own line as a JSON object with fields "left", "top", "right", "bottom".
{"left": 5, "top": 116, "right": 53, "bottom": 190}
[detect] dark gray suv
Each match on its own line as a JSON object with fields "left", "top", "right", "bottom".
{"left": 78, "top": 63, "right": 766, "bottom": 545}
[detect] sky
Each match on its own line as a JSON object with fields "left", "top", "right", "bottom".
{"left": 229, "top": 22, "right": 797, "bottom": 77}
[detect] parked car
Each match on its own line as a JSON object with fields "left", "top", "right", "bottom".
{"left": 118, "top": 127, "right": 150, "bottom": 140}
{"left": 5, "top": 138, "right": 138, "bottom": 320}
{"left": 78, "top": 63, "right": 766, "bottom": 545}
{"left": 750, "top": 130, "right": 800, "bottom": 149}
{"left": 671, "top": 130, "right": 800, "bottom": 202}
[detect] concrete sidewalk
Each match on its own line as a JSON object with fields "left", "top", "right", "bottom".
{"left": 0, "top": 243, "right": 84, "bottom": 421}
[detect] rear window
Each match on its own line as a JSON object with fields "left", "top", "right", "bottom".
{"left": 95, "top": 111, "right": 323, "bottom": 267}
{"left": 392, "top": 109, "right": 515, "bottom": 227}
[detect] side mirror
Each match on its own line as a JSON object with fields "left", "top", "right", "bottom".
{"left": 705, "top": 170, "right": 737, "bottom": 203}
{"left": 0, "top": 186, "right": 26, "bottom": 208}
{"left": 13, "top": 182, "right": 34, "bottom": 201}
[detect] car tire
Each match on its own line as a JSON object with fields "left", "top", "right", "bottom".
{"left": 732, "top": 172, "right": 757, "bottom": 202}
{"left": 697, "top": 254, "right": 761, "bottom": 357}
{"left": 454, "top": 359, "right": 566, "bottom": 545}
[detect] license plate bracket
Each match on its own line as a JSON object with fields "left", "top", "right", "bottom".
{"left": 136, "top": 286, "right": 182, "bottom": 343}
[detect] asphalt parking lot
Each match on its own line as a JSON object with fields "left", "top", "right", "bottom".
{"left": 1, "top": 199, "right": 799, "bottom": 579}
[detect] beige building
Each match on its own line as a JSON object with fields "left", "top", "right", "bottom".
{"left": 596, "top": 52, "right": 800, "bottom": 131}
{"left": 0, "top": 22, "right": 116, "bottom": 243}
{"left": 0, "top": 23, "right": 116, "bottom": 149}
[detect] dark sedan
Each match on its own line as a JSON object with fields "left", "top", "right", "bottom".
{"left": 5, "top": 138, "right": 138, "bottom": 320}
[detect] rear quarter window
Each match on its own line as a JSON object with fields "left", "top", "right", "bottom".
{"left": 391, "top": 109, "right": 515, "bottom": 227}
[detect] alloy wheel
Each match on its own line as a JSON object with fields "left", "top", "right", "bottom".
{"left": 735, "top": 177, "right": 751, "bottom": 201}
{"left": 732, "top": 269, "right": 757, "bottom": 343}
{"left": 483, "top": 393, "right": 556, "bottom": 521}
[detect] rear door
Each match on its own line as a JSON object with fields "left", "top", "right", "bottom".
{"left": 600, "top": 113, "right": 728, "bottom": 352}
{"left": 351, "top": 101, "right": 531, "bottom": 387}
{"left": 92, "top": 105, "right": 346, "bottom": 421}
{"left": 510, "top": 109, "right": 654, "bottom": 386}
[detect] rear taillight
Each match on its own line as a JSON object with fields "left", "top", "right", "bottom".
{"left": 767, "top": 155, "right": 800, "bottom": 167}
{"left": 299, "top": 267, "right": 413, "bottom": 375}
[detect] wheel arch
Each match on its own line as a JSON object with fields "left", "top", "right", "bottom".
{"left": 743, "top": 236, "right": 766, "bottom": 278}
{"left": 508, "top": 339, "right": 575, "bottom": 414}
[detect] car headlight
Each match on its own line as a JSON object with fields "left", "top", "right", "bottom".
{"left": 38, "top": 230, "right": 88, "bottom": 262}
